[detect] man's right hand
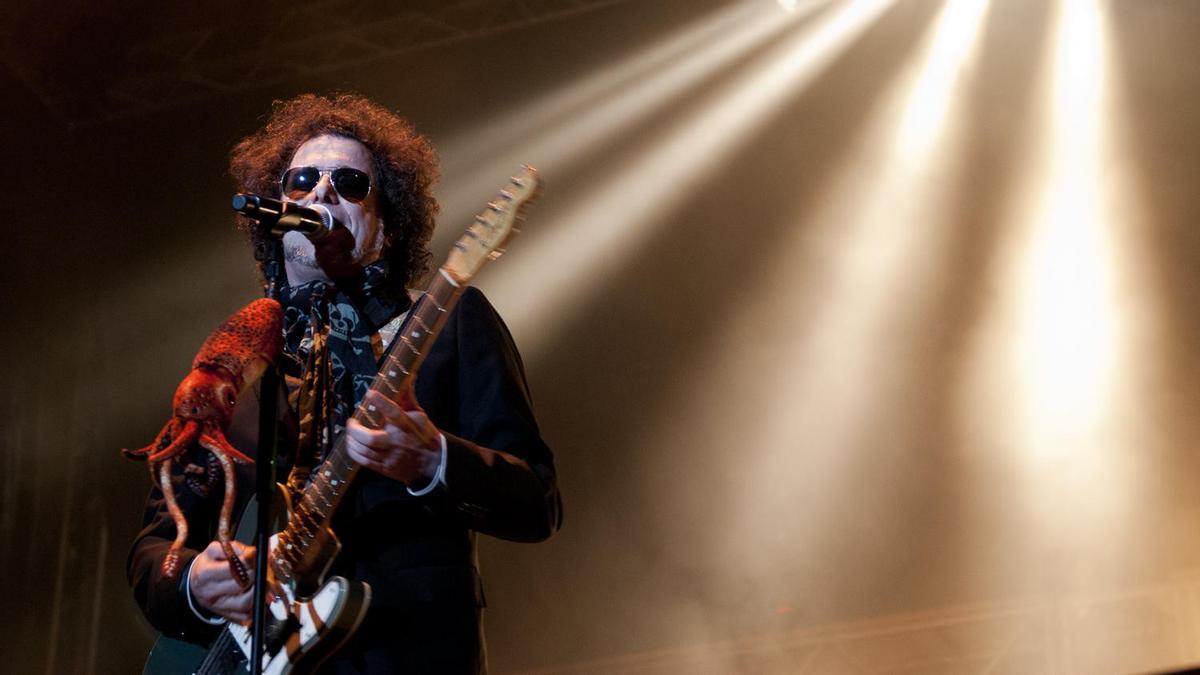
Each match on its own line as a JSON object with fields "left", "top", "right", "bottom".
{"left": 188, "top": 540, "right": 256, "bottom": 623}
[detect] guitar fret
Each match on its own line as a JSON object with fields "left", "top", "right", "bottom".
{"left": 293, "top": 529, "right": 312, "bottom": 549}
{"left": 298, "top": 506, "right": 319, "bottom": 531}
{"left": 303, "top": 496, "right": 327, "bottom": 520}
{"left": 409, "top": 314, "right": 431, "bottom": 339}
{"left": 320, "top": 466, "right": 345, "bottom": 488}
{"left": 360, "top": 406, "right": 382, "bottom": 427}
{"left": 276, "top": 539, "right": 295, "bottom": 564}
{"left": 398, "top": 336, "right": 420, "bottom": 356}
{"left": 330, "top": 456, "right": 352, "bottom": 476}
{"left": 376, "top": 374, "right": 399, "bottom": 395}
{"left": 314, "top": 488, "right": 332, "bottom": 508}
{"left": 383, "top": 356, "right": 410, "bottom": 379}
{"left": 287, "top": 517, "right": 311, "bottom": 543}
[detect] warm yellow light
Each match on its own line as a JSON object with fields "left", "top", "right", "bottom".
{"left": 435, "top": 1, "right": 786, "bottom": 232}
{"left": 894, "top": 0, "right": 990, "bottom": 158}
{"left": 478, "top": 0, "right": 894, "bottom": 354}
{"left": 1016, "top": 0, "right": 1112, "bottom": 454}
{"left": 644, "top": 0, "right": 991, "bottom": 609}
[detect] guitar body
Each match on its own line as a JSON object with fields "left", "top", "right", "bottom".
{"left": 142, "top": 491, "right": 372, "bottom": 674}
{"left": 143, "top": 638, "right": 207, "bottom": 675}
{"left": 143, "top": 577, "right": 369, "bottom": 674}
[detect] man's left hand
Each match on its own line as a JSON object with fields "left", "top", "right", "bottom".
{"left": 346, "top": 389, "right": 442, "bottom": 485}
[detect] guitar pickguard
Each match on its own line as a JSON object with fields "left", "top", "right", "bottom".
{"left": 225, "top": 576, "right": 371, "bottom": 674}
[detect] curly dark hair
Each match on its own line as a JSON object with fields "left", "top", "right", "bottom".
{"left": 230, "top": 93, "right": 439, "bottom": 290}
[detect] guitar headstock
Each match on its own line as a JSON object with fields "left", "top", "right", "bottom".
{"left": 444, "top": 165, "right": 541, "bottom": 283}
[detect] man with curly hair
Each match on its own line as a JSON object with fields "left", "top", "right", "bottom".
{"left": 128, "top": 93, "right": 562, "bottom": 674}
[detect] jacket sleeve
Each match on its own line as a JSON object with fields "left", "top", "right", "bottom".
{"left": 126, "top": 378, "right": 285, "bottom": 642}
{"left": 435, "top": 286, "right": 562, "bottom": 542}
{"left": 126, "top": 466, "right": 224, "bottom": 644}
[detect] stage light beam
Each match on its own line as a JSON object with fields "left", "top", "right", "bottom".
{"left": 894, "top": 0, "right": 990, "bottom": 158}
{"left": 482, "top": 0, "right": 896, "bottom": 355}
{"left": 1016, "top": 0, "right": 1113, "bottom": 457}
{"left": 728, "top": 0, "right": 990, "bottom": 537}
{"left": 434, "top": 1, "right": 816, "bottom": 242}
{"left": 621, "top": 0, "right": 990, "bottom": 626}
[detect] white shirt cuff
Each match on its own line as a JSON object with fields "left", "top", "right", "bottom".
{"left": 406, "top": 433, "right": 448, "bottom": 497}
{"left": 184, "top": 558, "right": 228, "bottom": 626}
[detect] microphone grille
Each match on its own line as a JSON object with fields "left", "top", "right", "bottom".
{"left": 308, "top": 204, "right": 335, "bottom": 230}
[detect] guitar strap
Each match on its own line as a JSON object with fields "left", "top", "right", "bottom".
{"left": 285, "top": 283, "right": 333, "bottom": 496}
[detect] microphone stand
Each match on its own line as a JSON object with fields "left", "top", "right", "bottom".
{"left": 235, "top": 195, "right": 346, "bottom": 673}
{"left": 249, "top": 243, "right": 285, "bottom": 675}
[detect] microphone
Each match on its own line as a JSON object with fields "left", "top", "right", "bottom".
{"left": 231, "top": 194, "right": 336, "bottom": 239}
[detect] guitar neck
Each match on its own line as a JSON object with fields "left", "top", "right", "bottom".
{"left": 272, "top": 269, "right": 465, "bottom": 585}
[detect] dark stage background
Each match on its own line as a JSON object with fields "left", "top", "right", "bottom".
{"left": 3, "top": 1, "right": 1199, "bottom": 672}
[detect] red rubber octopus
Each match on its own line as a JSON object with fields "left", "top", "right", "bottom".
{"left": 124, "top": 298, "right": 282, "bottom": 588}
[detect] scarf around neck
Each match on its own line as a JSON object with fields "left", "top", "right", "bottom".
{"left": 278, "top": 260, "right": 410, "bottom": 490}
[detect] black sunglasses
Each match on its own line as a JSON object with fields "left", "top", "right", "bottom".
{"left": 280, "top": 166, "right": 372, "bottom": 202}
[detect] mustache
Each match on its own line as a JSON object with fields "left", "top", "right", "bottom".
{"left": 284, "top": 236, "right": 374, "bottom": 268}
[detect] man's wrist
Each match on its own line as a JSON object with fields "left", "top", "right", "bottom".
{"left": 182, "top": 557, "right": 227, "bottom": 626}
{"left": 406, "top": 433, "right": 448, "bottom": 496}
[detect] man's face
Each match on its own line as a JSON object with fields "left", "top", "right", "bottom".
{"left": 280, "top": 134, "right": 386, "bottom": 283}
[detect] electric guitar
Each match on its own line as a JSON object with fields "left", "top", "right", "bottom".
{"left": 143, "top": 166, "right": 542, "bottom": 674}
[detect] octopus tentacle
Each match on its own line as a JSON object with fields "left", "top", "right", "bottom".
{"left": 200, "top": 434, "right": 252, "bottom": 590}
{"left": 183, "top": 453, "right": 224, "bottom": 497}
{"left": 122, "top": 418, "right": 182, "bottom": 461}
{"left": 158, "top": 460, "right": 189, "bottom": 580}
{"left": 146, "top": 420, "right": 201, "bottom": 463}
{"left": 199, "top": 429, "right": 255, "bottom": 465}
{"left": 204, "top": 452, "right": 222, "bottom": 490}
{"left": 221, "top": 540, "right": 252, "bottom": 592}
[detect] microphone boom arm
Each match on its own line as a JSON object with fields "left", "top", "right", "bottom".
{"left": 232, "top": 194, "right": 332, "bottom": 239}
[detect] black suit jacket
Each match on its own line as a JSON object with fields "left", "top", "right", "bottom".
{"left": 127, "top": 287, "right": 561, "bottom": 673}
